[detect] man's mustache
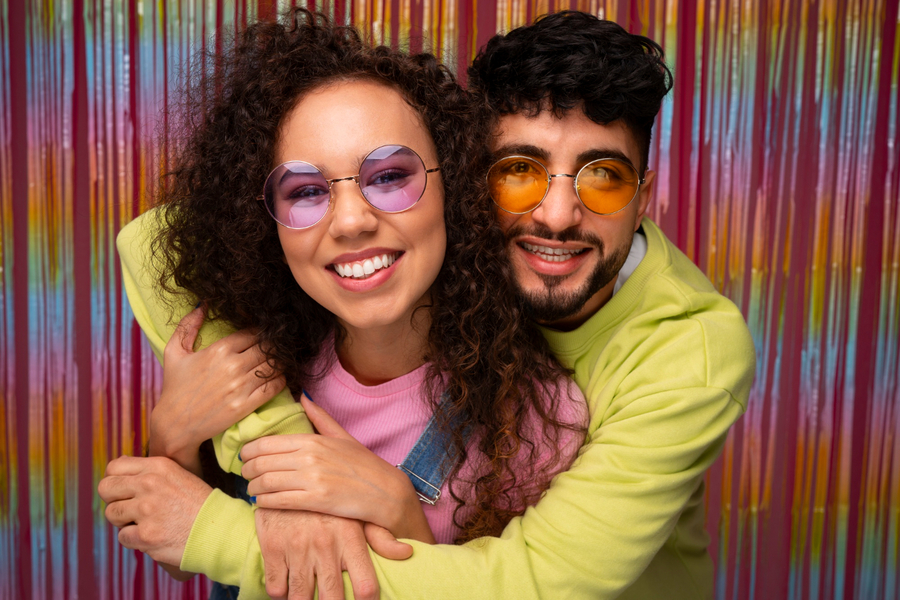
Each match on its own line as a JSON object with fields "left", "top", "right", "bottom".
{"left": 505, "top": 224, "right": 605, "bottom": 249}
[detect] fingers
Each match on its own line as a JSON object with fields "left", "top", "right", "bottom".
{"left": 242, "top": 451, "right": 313, "bottom": 481}
{"left": 365, "top": 523, "right": 413, "bottom": 560}
{"left": 103, "top": 455, "right": 149, "bottom": 477}
{"left": 170, "top": 306, "right": 206, "bottom": 356}
{"left": 262, "top": 549, "right": 290, "bottom": 600}
{"left": 285, "top": 568, "right": 315, "bottom": 600}
{"left": 241, "top": 434, "right": 309, "bottom": 462}
{"left": 103, "top": 498, "right": 137, "bottom": 528}
{"left": 247, "top": 374, "right": 287, "bottom": 409}
{"left": 117, "top": 523, "right": 142, "bottom": 551}
{"left": 214, "top": 328, "right": 261, "bottom": 354}
{"left": 310, "top": 560, "right": 343, "bottom": 600}
{"left": 301, "top": 395, "right": 353, "bottom": 440}
{"left": 251, "top": 491, "right": 316, "bottom": 512}
{"left": 343, "top": 527, "right": 380, "bottom": 600}
{"left": 98, "top": 476, "right": 137, "bottom": 505}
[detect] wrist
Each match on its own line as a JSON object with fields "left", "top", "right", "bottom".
{"left": 149, "top": 415, "right": 199, "bottom": 463}
{"left": 387, "top": 472, "right": 434, "bottom": 543}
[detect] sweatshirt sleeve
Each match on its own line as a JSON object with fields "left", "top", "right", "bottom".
{"left": 180, "top": 490, "right": 270, "bottom": 596}
{"left": 175, "top": 383, "right": 743, "bottom": 600}
{"left": 117, "top": 210, "right": 314, "bottom": 478}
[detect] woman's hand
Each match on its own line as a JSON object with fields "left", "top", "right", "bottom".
{"left": 242, "top": 396, "right": 435, "bottom": 544}
{"left": 149, "top": 306, "right": 286, "bottom": 475}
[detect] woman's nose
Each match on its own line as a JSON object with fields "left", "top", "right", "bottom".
{"left": 326, "top": 180, "right": 379, "bottom": 239}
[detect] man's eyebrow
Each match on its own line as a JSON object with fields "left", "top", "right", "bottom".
{"left": 492, "top": 144, "right": 549, "bottom": 161}
{"left": 575, "top": 148, "right": 637, "bottom": 170}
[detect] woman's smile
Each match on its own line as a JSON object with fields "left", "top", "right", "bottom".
{"left": 330, "top": 249, "right": 403, "bottom": 280}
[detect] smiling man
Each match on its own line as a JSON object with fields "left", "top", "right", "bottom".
{"left": 460, "top": 10, "right": 756, "bottom": 597}
{"left": 100, "top": 10, "right": 755, "bottom": 600}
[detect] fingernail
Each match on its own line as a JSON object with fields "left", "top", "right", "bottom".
{"left": 301, "top": 389, "right": 315, "bottom": 403}
{"left": 249, "top": 495, "right": 256, "bottom": 504}
{"left": 238, "top": 452, "right": 242, "bottom": 462}
{"left": 194, "top": 301, "right": 202, "bottom": 309}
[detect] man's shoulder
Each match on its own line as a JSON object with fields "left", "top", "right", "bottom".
{"left": 560, "top": 220, "right": 755, "bottom": 407}
{"left": 117, "top": 206, "right": 163, "bottom": 259}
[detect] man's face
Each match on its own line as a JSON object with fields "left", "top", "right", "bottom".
{"left": 492, "top": 110, "right": 655, "bottom": 330}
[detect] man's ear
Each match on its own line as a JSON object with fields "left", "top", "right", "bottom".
{"left": 634, "top": 169, "right": 656, "bottom": 230}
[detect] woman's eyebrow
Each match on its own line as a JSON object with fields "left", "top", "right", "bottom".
{"left": 278, "top": 169, "right": 309, "bottom": 186}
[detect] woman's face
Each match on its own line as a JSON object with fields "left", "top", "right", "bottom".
{"left": 275, "top": 79, "right": 446, "bottom": 335}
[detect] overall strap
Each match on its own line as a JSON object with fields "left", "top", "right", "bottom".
{"left": 397, "top": 393, "right": 470, "bottom": 505}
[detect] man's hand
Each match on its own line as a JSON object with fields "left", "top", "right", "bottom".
{"left": 98, "top": 455, "right": 212, "bottom": 567}
{"left": 242, "top": 395, "right": 435, "bottom": 543}
{"left": 255, "top": 508, "right": 382, "bottom": 600}
{"left": 150, "top": 306, "right": 286, "bottom": 474}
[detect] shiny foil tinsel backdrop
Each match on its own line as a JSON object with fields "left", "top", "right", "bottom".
{"left": 1, "top": 1, "right": 898, "bottom": 599}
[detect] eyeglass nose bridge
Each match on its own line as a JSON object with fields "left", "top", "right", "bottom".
{"left": 537, "top": 172, "right": 577, "bottom": 209}
{"left": 323, "top": 174, "right": 366, "bottom": 215}
{"left": 326, "top": 174, "right": 361, "bottom": 188}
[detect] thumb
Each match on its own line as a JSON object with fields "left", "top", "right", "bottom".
{"left": 364, "top": 523, "right": 413, "bottom": 560}
{"left": 172, "top": 305, "right": 206, "bottom": 355}
{"left": 300, "top": 394, "right": 354, "bottom": 440}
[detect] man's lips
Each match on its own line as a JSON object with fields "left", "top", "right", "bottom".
{"left": 520, "top": 241, "right": 589, "bottom": 262}
{"left": 513, "top": 239, "right": 593, "bottom": 276}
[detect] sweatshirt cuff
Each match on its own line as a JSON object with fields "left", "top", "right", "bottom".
{"left": 181, "top": 489, "right": 258, "bottom": 586}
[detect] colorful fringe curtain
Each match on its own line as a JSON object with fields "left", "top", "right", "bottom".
{"left": 1, "top": 1, "right": 898, "bottom": 598}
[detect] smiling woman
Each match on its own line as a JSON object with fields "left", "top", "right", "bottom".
{"left": 101, "top": 8, "right": 587, "bottom": 599}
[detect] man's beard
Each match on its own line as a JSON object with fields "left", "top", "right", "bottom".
{"left": 506, "top": 224, "right": 632, "bottom": 324}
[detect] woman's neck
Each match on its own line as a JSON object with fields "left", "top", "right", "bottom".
{"left": 336, "top": 312, "right": 431, "bottom": 386}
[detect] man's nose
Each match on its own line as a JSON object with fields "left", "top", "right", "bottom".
{"left": 530, "top": 175, "right": 584, "bottom": 233}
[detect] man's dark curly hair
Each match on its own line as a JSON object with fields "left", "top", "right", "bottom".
{"left": 469, "top": 10, "right": 673, "bottom": 173}
{"left": 152, "top": 9, "right": 582, "bottom": 543}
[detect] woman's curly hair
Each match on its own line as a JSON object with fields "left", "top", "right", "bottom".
{"left": 153, "top": 8, "right": 583, "bottom": 543}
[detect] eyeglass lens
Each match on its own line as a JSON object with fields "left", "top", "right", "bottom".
{"left": 488, "top": 156, "right": 640, "bottom": 215}
{"left": 263, "top": 145, "right": 428, "bottom": 229}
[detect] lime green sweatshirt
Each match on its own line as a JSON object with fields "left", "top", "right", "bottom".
{"left": 117, "top": 212, "right": 755, "bottom": 599}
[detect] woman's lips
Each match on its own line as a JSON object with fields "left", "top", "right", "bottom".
{"left": 331, "top": 251, "right": 401, "bottom": 279}
{"left": 327, "top": 250, "right": 404, "bottom": 292}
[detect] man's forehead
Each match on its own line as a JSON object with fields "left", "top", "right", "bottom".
{"left": 491, "top": 110, "right": 641, "bottom": 168}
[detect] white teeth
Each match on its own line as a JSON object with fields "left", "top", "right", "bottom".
{"left": 522, "top": 242, "right": 584, "bottom": 262}
{"left": 333, "top": 253, "right": 399, "bottom": 279}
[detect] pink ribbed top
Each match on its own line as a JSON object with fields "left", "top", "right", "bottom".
{"left": 304, "top": 345, "right": 585, "bottom": 544}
